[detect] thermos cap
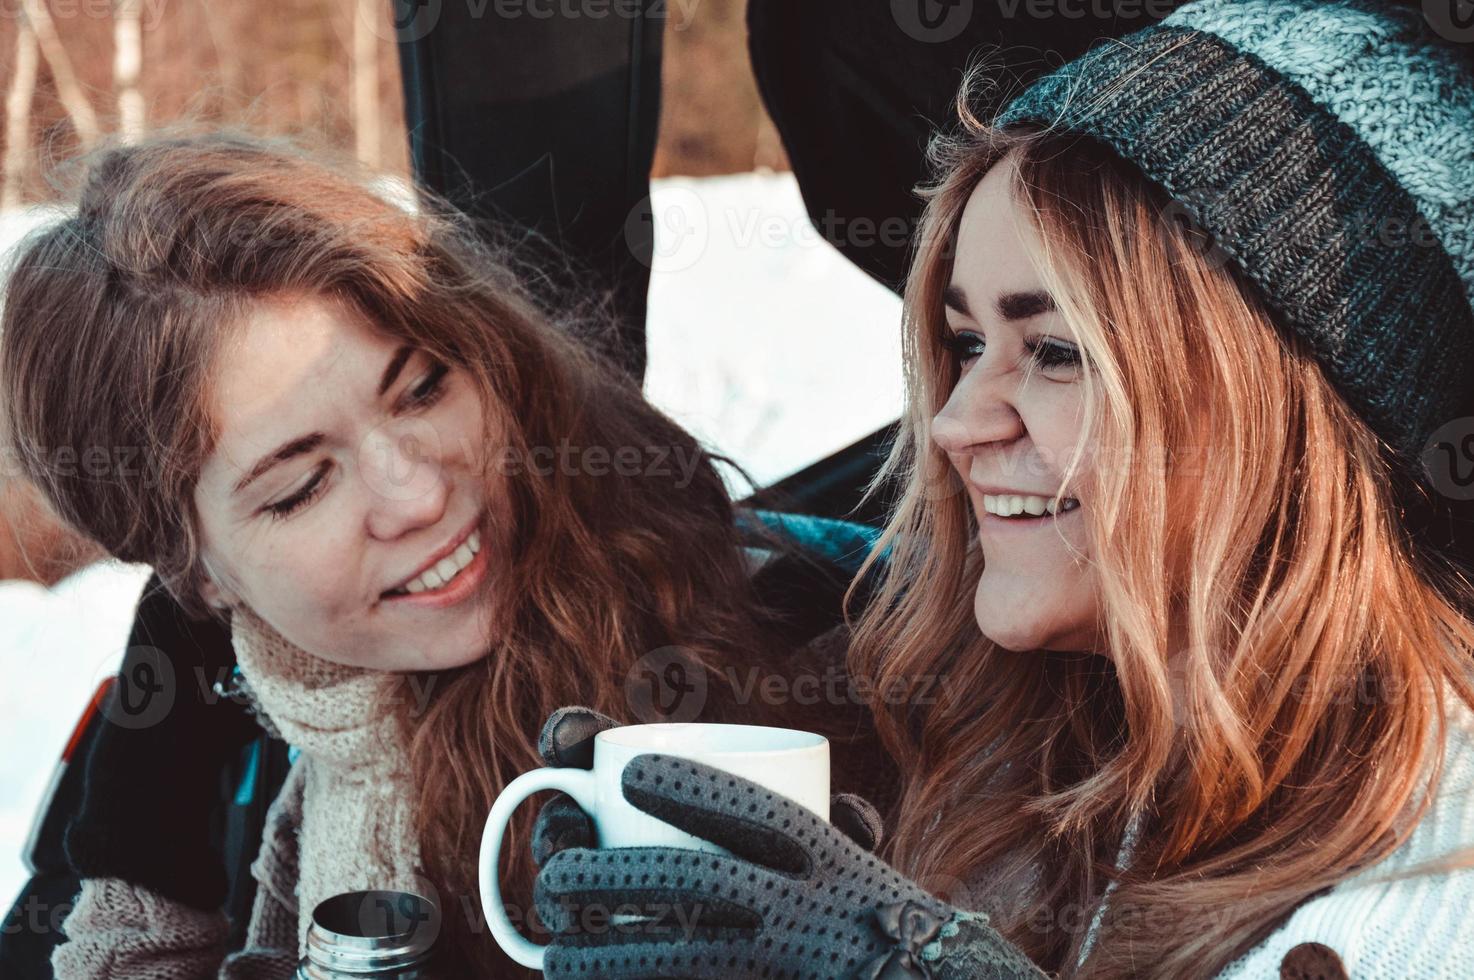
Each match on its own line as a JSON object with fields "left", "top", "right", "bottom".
{"left": 296, "top": 889, "right": 441, "bottom": 979}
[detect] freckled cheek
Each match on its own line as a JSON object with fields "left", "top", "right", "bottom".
{"left": 250, "top": 539, "right": 351, "bottom": 603}
{"left": 272, "top": 564, "right": 334, "bottom": 609}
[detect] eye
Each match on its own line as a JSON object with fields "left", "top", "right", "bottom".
{"left": 1029, "top": 339, "right": 1083, "bottom": 371}
{"left": 264, "top": 464, "right": 329, "bottom": 521}
{"left": 258, "top": 362, "right": 450, "bottom": 524}
{"left": 403, "top": 361, "right": 450, "bottom": 411}
{"left": 941, "top": 330, "right": 985, "bottom": 364}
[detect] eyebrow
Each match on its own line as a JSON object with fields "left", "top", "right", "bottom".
{"left": 231, "top": 344, "right": 416, "bottom": 497}
{"left": 943, "top": 285, "right": 1056, "bottom": 322}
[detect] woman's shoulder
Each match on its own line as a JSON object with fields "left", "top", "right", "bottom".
{"left": 1217, "top": 691, "right": 1474, "bottom": 978}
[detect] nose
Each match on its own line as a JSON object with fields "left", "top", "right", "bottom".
{"left": 359, "top": 423, "right": 451, "bottom": 538}
{"left": 930, "top": 358, "right": 1025, "bottom": 457}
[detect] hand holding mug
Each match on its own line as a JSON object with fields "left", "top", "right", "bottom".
{"left": 480, "top": 712, "right": 841, "bottom": 970}
{"left": 527, "top": 706, "right": 885, "bottom": 870}
{"left": 530, "top": 751, "right": 1046, "bottom": 980}
{"left": 481, "top": 708, "right": 1043, "bottom": 979}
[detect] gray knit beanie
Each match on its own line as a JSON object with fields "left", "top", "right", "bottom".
{"left": 994, "top": 0, "right": 1474, "bottom": 476}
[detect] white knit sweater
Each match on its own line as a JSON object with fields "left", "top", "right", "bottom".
{"left": 1074, "top": 690, "right": 1474, "bottom": 978}
{"left": 1219, "top": 696, "right": 1474, "bottom": 977}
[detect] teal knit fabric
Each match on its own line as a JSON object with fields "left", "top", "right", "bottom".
{"left": 994, "top": 0, "right": 1474, "bottom": 472}
{"left": 1171, "top": 0, "right": 1473, "bottom": 311}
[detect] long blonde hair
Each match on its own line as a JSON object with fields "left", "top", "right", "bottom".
{"left": 848, "top": 87, "right": 1474, "bottom": 978}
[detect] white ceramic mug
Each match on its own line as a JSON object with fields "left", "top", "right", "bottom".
{"left": 478, "top": 722, "right": 830, "bottom": 970}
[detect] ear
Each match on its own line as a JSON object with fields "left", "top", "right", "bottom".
{"left": 198, "top": 577, "right": 233, "bottom": 610}
{"left": 197, "top": 560, "right": 240, "bottom": 611}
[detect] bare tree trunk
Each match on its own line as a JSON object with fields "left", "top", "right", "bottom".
{"left": 3, "top": 24, "right": 39, "bottom": 211}
{"left": 20, "top": 0, "right": 99, "bottom": 146}
{"left": 352, "top": 0, "right": 381, "bottom": 168}
{"left": 114, "top": 0, "right": 146, "bottom": 142}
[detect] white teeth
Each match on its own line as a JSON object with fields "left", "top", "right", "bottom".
{"left": 982, "top": 494, "right": 1080, "bottom": 518}
{"left": 394, "top": 528, "right": 482, "bottom": 595}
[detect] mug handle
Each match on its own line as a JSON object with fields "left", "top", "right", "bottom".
{"left": 478, "top": 766, "right": 598, "bottom": 970}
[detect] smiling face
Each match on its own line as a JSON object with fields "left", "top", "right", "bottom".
{"left": 193, "top": 291, "right": 499, "bottom": 671}
{"left": 930, "top": 153, "right": 1104, "bottom": 655}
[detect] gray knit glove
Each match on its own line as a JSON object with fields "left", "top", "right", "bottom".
{"left": 532, "top": 752, "right": 1046, "bottom": 980}
{"left": 530, "top": 707, "right": 885, "bottom": 868}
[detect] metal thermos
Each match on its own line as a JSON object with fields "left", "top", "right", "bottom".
{"left": 295, "top": 889, "right": 442, "bottom": 979}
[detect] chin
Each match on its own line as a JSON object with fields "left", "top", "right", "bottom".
{"left": 971, "top": 581, "right": 1033, "bottom": 650}
{"left": 974, "top": 569, "right": 1102, "bottom": 654}
{"left": 374, "top": 643, "right": 485, "bottom": 673}
{"left": 974, "top": 597, "right": 1070, "bottom": 654}
{"left": 977, "top": 624, "right": 1044, "bottom": 653}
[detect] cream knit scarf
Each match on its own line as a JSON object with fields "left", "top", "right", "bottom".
{"left": 227, "top": 602, "right": 427, "bottom": 957}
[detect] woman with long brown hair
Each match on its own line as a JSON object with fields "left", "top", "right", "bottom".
{"left": 0, "top": 125, "right": 883, "bottom": 977}
{"left": 520, "top": 2, "right": 1474, "bottom": 977}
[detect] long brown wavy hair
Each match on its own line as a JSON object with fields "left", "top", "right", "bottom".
{"left": 0, "top": 123, "right": 819, "bottom": 976}
{"left": 847, "top": 80, "right": 1474, "bottom": 979}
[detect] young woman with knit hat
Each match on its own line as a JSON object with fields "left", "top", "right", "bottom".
{"left": 522, "top": 2, "right": 1474, "bottom": 978}
{"left": 0, "top": 128, "right": 891, "bottom": 977}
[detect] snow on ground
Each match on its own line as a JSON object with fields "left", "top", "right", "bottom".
{"left": 643, "top": 172, "right": 904, "bottom": 491}
{"left": 0, "top": 171, "right": 903, "bottom": 906}
{"left": 0, "top": 562, "right": 155, "bottom": 906}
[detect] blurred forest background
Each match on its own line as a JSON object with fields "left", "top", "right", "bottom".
{"left": 0, "top": 0, "right": 791, "bottom": 585}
